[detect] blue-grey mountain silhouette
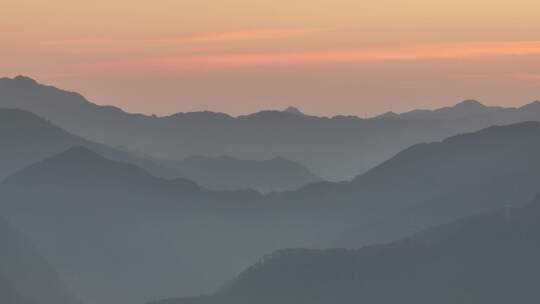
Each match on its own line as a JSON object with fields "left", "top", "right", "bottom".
{"left": 2, "top": 146, "right": 260, "bottom": 207}
{"left": 152, "top": 195, "right": 540, "bottom": 304}
{"left": 0, "top": 216, "right": 81, "bottom": 304}
{"left": 3, "top": 122, "right": 540, "bottom": 303}
{"left": 169, "top": 155, "right": 321, "bottom": 193}
{"left": 0, "top": 146, "right": 261, "bottom": 304}
{"left": 264, "top": 121, "right": 540, "bottom": 246}
{"left": 0, "top": 277, "right": 32, "bottom": 304}
{"left": 399, "top": 99, "right": 501, "bottom": 120}
{"left": 0, "top": 108, "right": 181, "bottom": 181}
{"left": 3, "top": 76, "right": 540, "bottom": 180}
{"left": 0, "top": 108, "right": 317, "bottom": 192}
{"left": 2, "top": 76, "right": 540, "bottom": 304}
{"left": 283, "top": 106, "right": 305, "bottom": 116}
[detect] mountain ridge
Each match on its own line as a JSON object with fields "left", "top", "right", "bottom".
{"left": 4, "top": 75, "right": 537, "bottom": 119}
{"left": 0, "top": 108, "right": 318, "bottom": 192}
{"left": 170, "top": 155, "right": 322, "bottom": 193}
{"left": 4, "top": 121, "right": 540, "bottom": 303}
{"left": 3, "top": 76, "right": 540, "bottom": 179}
{"left": 153, "top": 195, "right": 540, "bottom": 304}
{"left": 0, "top": 216, "right": 82, "bottom": 304}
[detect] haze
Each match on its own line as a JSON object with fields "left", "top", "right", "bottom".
{"left": 2, "top": 0, "right": 540, "bottom": 116}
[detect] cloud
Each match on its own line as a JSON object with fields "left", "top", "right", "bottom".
{"left": 83, "top": 41, "right": 540, "bottom": 72}
{"left": 510, "top": 73, "right": 540, "bottom": 83}
{"left": 448, "top": 72, "right": 540, "bottom": 84}
{"left": 39, "top": 28, "right": 334, "bottom": 49}
{"left": 171, "top": 28, "right": 335, "bottom": 44}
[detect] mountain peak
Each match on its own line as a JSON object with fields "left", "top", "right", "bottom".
{"left": 3, "top": 146, "right": 159, "bottom": 188}
{"left": 376, "top": 111, "right": 399, "bottom": 119}
{"left": 10, "top": 75, "right": 39, "bottom": 86}
{"left": 453, "top": 99, "right": 485, "bottom": 109}
{"left": 520, "top": 100, "right": 540, "bottom": 110}
{"left": 51, "top": 146, "right": 104, "bottom": 162}
{"left": 283, "top": 106, "right": 304, "bottom": 116}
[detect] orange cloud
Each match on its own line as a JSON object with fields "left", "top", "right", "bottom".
{"left": 172, "top": 28, "right": 335, "bottom": 44}
{"left": 40, "top": 28, "right": 334, "bottom": 49}
{"left": 511, "top": 73, "right": 540, "bottom": 82}
{"left": 81, "top": 41, "right": 540, "bottom": 72}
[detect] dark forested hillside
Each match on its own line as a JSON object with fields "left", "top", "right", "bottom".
{"left": 4, "top": 122, "right": 540, "bottom": 304}
{"left": 266, "top": 121, "right": 540, "bottom": 246}
{"left": 156, "top": 196, "right": 540, "bottom": 304}
{"left": 0, "top": 276, "right": 34, "bottom": 304}
{"left": 0, "top": 217, "right": 81, "bottom": 304}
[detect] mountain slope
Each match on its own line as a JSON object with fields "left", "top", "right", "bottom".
{"left": 156, "top": 196, "right": 540, "bottom": 304}
{"left": 2, "top": 146, "right": 260, "bottom": 210}
{"left": 0, "top": 107, "right": 317, "bottom": 191}
{"left": 264, "top": 121, "right": 540, "bottom": 246}
{"left": 0, "top": 108, "right": 179, "bottom": 182}
{"left": 400, "top": 99, "right": 502, "bottom": 120}
{"left": 4, "top": 122, "right": 540, "bottom": 303}
{"left": 0, "top": 217, "right": 81, "bottom": 304}
{"left": 3, "top": 76, "right": 540, "bottom": 179}
{"left": 0, "top": 147, "right": 261, "bottom": 304}
{"left": 168, "top": 155, "right": 322, "bottom": 193}
{"left": 0, "top": 277, "right": 33, "bottom": 304}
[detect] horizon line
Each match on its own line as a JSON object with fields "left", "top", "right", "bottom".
{"left": 2, "top": 74, "right": 540, "bottom": 119}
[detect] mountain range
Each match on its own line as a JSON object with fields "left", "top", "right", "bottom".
{"left": 0, "top": 216, "right": 81, "bottom": 304}
{"left": 167, "top": 155, "right": 321, "bottom": 193}
{"left": 0, "top": 146, "right": 261, "bottom": 304}
{"left": 3, "top": 75, "right": 540, "bottom": 304}
{"left": 2, "top": 76, "right": 540, "bottom": 180}
{"left": 157, "top": 195, "right": 540, "bottom": 304}
{"left": 262, "top": 121, "right": 540, "bottom": 247}
{"left": 0, "top": 108, "right": 318, "bottom": 192}
{"left": 3, "top": 120, "right": 540, "bottom": 303}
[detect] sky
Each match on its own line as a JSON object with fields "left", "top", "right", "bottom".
{"left": 2, "top": 0, "right": 540, "bottom": 117}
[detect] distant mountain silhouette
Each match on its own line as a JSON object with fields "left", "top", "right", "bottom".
{"left": 0, "top": 216, "right": 81, "bottom": 304}
{"left": 0, "top": 108, "right": 183, "bottom": 182}
{"left": 2, "top": 145, "right": 260, "bottom": 211}
{"left": 3, "top": 76, "right": 540, "bottom": 179}
{"left": 0, "top": 277, "right": 32, "bottom": 304}
{"left": 153, "top": 195, "right": 540, "bottom": 304}
{"left": 399, "top": 99, "right": 501, "bottom": 120}
{"left": 168, "top": 155, "right": 321, "bottom": 193}
{"left": 268, "top": 121, "right": 540, "bottom": 246}
{"left": 0, "top": 108, "right": 316, "bottom": 191}
{"left": 0, "top": 146, "right": 261, "bottom": 304}
{"left": 4, "top": 122, "right": 540, "bottom": 303}
{"left": 283, "top": 106, "right": 305, "bottom": 116}
{"left": 7, "top": 146, "right": 188, "bottom": 188}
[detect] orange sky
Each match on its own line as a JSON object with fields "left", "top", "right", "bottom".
{"left": 2, "top": 0, "right": 540, "bottom": 116}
